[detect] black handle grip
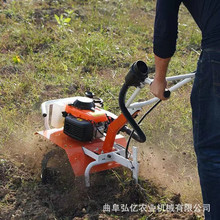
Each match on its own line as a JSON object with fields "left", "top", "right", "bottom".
{"left": 125, "top": 61, "right": 148, "bottom": 87}
{"left": 164, "top": 90, "right": 171, "bottom": 99}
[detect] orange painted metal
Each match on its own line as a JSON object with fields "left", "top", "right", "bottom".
{"left": 102, "top": 111, "right": 139, "bottom": 153}
{"left": 102, "top": 113, "right": 128, "bottom": 153}
{"left": 65, "top": 105, "right": 108, "bottom": 123}
{"left": 39, "top": 129, "right": 127, "bottom": 176}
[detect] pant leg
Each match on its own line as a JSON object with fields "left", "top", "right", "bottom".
{"left": 191, "top": 50, "right": 220, "bottom": 220}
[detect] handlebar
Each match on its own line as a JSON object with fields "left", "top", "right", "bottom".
{"left": 119, "top": 60, "right": 195, "bottom": 143}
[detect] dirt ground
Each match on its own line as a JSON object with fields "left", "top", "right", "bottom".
{"left": 0, "top": 131, "right": 204, "bottom": 220}
{"left": 139, "top": 143, "right": 202, "bottom": 205}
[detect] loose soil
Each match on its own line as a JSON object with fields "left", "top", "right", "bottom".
{"left": 0, "top": 132, "right": 203, "bottom": 220}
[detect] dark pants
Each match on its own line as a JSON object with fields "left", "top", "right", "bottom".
{"left": 191, "top": 49, "right": 220, "bottom": 220}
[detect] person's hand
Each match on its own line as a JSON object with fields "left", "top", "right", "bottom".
{"left": 150, "top": 77, "right": 168, "bottom": 100}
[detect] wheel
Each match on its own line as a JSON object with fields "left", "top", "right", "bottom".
{"left": 41, "top": 147, "right": 75, "bottom": 189}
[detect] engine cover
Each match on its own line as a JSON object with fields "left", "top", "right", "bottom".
{"left": 64, "top": 115, "right": 94, "bottom": 141}
{"left": 63, "top": 97, "right": 109, "bottom": 142}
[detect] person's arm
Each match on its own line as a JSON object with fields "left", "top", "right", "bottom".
{"left": 150, "top": 55, "right": 171, "bottom": 100}
{"left": 151, "top": 0, "right": 181, "bottom": 100}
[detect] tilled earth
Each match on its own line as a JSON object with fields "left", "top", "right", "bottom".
{"left": 0, "top": 148, "right": 202, "bottom": 220}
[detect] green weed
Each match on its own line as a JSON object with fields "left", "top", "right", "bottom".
{"left": 54, "top": 14, "right": 71, "bottom": 27}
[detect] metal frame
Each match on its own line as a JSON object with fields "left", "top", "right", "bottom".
{"left": 81, "top": 72, "right": 195, "bottom": 186}
{"left": 82, "top": 143, "right": 139, "bottom": 187}
{"left": 126, "top": 72, "right": 195, "bottom": 113}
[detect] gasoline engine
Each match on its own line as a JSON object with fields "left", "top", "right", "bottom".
{"left": 62, "top": 97, "right": 111, "bottom": 142}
